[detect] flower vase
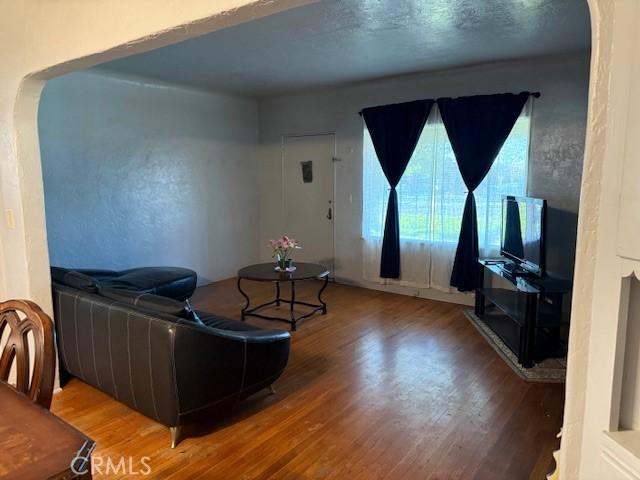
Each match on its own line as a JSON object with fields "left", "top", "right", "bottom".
{"left": 277, "top": 257, "right": 293, "bottom": 271}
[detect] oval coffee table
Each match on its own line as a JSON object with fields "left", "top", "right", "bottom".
{"left": 237, "top": 262, "right": 330, "bottom": 331}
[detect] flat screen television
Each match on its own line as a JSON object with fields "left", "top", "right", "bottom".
{"left": 500, "top": 195, "right": 546, "bottom": 276}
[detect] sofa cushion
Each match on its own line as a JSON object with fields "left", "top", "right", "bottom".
{"left": 75, "top": 269, "right": 119, "bottom": 280}
{"left": 99, "top": 288, "right": 202, "bottom": 323}
{"left": 51, "top": 267, "right": 100, "bottom": 293}
{"left": 196, "top": 311, "right": 260, "bottom": 331}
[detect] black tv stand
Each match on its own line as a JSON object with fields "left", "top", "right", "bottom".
{"left": 475, "top": 258, "right": 571, "bottom": 368}
{"left": 495, "top": 261, "right": 530, "bottom": 277}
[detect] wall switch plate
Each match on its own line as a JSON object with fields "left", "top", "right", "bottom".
{"left": 5, "top": 209, "right": 15, "bottom": 229}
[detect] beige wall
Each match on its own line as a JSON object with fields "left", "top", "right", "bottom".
{"left": 562, "top": 1, "right": 640, "bottom": 478}
{"left": 0, "top": 0, "right": 313, "bottom": 310}
{"left": 561, "top": 0, "right": 635, "bottom": 478}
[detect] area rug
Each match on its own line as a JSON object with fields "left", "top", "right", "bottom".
{"left": 463, "top": 309, "right": 566, "bottom": 383}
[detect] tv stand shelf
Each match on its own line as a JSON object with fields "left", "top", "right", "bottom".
{"left": 475, "top": 259, "right": 571, "bottom": 368}
{"left": 478, "top": 288, "right": 569, "bottom": 329}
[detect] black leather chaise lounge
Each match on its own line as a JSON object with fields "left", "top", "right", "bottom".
{"left": 62, "top": 266, "right": 198, "bottom": 301}
{"left": 50, "top": 267, "right": 291, "bottom": 447}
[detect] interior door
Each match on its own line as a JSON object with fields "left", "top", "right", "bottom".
{"left": 282, "top": 134, "right": 335, "bottom": 272}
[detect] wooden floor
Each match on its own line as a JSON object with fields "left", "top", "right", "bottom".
{"left": 52, "top": 279, "right": 564, "bottom": 479}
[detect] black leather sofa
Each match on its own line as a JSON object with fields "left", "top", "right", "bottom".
{"left": 64, "top": 267, "right": 198, "bottom": 301}
{"left": 51, "top": 267, "right": 291, "bottom": 447}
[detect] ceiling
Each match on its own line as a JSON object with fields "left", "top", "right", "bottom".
{"left": 98, "top": 0, "right": 591, "bottom": 98}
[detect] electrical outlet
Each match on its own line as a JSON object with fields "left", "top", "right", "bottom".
{"left": 5, "top": 209, "right": 15, "bottom": 229}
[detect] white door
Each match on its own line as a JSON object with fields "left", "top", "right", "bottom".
{"left": 282, "top": 134, "right": 335, "bottom": 272}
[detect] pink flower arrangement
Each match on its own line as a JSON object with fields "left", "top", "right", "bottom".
{"left": 269, "top": 235, "right": 301, "bottom": 262}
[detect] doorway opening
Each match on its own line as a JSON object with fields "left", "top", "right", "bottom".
{"left": 10, "top": 0, "right": 608, "bottom": 476}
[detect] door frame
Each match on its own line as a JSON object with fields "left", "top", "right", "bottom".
{"left": 280, "top": 132, "right": 337, "bottom": 276}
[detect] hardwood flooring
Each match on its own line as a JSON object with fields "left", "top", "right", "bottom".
{"left": 51, "top": 279, "right": 564, "bottom": 479}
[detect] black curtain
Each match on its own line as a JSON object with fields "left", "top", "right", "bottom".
{"left": 437, "top": 93, "right": 529, "bottom": 291}
{"left": 361, "top": 99, "right": 434, "bottom": 278}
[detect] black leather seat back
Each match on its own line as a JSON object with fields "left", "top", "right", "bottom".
{"left": 53, "top": 284, "right": 180, "bottom": 426}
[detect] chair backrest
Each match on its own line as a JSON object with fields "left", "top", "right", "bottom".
{"left": 0, "top": 300, "right": 55, "bottom": 409}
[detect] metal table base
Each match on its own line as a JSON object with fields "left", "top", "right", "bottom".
{"left": 237, "top": 276, "right": 329, "bottom": 331}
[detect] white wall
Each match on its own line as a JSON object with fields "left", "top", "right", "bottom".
{"left": 258, "top": 54, "right": 589, "bottom": 302}
{"left": 39, "top": 70, "right": 260, "bottom": 284}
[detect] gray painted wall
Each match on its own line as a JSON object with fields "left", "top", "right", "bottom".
{"left": 258, "top": 54, "right": 589, "bottom": 301}
{"left": 39, "top": 70, "right": 260, "bottom": 284}
{"left": 39, "top": 54, "right": 588, "bottom": 298}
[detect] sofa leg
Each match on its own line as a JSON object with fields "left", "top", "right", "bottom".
{"left": 170, "top": 426, "right": 182, "bottom": 449}
{"left": 269, "top": 384, "right": 276, "bottom": 395}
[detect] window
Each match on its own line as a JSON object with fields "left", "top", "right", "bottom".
{"left": 362, "top": 103, "right": 530, "bottom": 290}
{"left": 363, "top": 105, "right": 530, "bottom": 250}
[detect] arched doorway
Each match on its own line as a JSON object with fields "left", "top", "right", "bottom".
{"left": 5, "top": 1, "right": 632, "bottom": 477}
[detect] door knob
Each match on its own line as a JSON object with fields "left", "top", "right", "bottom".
{"left": 327, "top": 207, "right": 332, "bottom": 220}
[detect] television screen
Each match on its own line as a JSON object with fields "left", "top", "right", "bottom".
{"left": 501, "top": 196, "right": 546, "bottom": 275}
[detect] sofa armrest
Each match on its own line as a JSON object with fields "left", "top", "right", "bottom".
{"left": 172, "top": 322, "right": 290, "bottom": 418}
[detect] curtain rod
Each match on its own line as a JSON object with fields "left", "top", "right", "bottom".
{"left": 358, "top": 91, "right": 540, "bottom": 116}
{"left": 435, "top": 91, "right": 541, "bottom": 101}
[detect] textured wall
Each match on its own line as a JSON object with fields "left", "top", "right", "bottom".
{"left": 258, "top": 54, "right": 590, "bottom": 299}
{"left": 39, "top": 70, "right": 259, "bottom": 284}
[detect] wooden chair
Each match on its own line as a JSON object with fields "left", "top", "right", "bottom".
{"left": 0, "top": 300, "right": 55, "bottom": 409}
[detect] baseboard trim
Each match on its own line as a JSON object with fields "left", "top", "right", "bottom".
{"left": 332, "top": 276, "right": 474, "bottom": 306}
{"left": 212, "top": 271, "right": 474, "bottom": 306}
